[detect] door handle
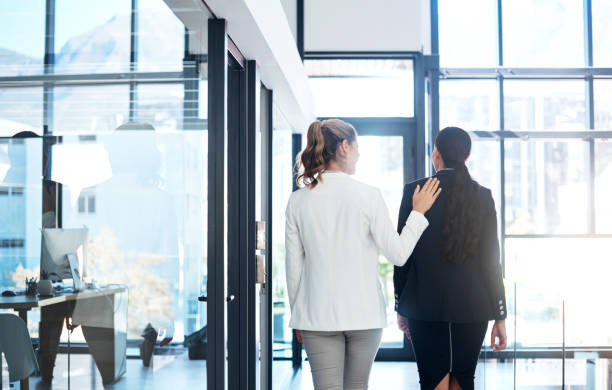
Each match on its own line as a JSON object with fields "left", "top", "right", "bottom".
{"left": 197, "top": 295, "right": 235, "bottom": 302}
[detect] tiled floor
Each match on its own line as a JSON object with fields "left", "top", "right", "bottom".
{"left": 3, "top": 354, "right": 611, "bottom": 389}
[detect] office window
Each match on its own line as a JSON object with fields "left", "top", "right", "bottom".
{"left": 594, "top": 80, "right": 612, "bottom": 130}
{"left": 135, "top": 83, "right": 184, "bottom": 131}
{"left": 504, "top": 81, "right": 586, "bottom": 130}
{"left": 58, "top": 131, "right": 208, "bottom": 340}
{"left": 53, "top": 85, "right": 130, "bottom": 133}
{"left": 305, "top": 59, "right": 414, "bottom": 117}
{"left": 506, "top": 238, "right": 612, "bottom": 347}
{"left": 136, "top": 0, "right": 184, "bottom": 72}
{"left": 467, "top": 140, "right": 501, "bottom": 217}
{"left": 353, "top": 136, "right": 404, "bottom": 348}
{"left": 271, "top": 105, "right": 294, "bottom": 358}
{"left": 78, "top": 195, "right": 86, "bottom": 213}
{"left": 0, "top": 138, "right": 42, "bottom": 305}
{"left": 595, "top": 140, "right": 612, "bottom": 233}
{"left": 438, "top": 0, "right": 497, "bottom": 67}
{"left": 0, "top": 1, "right": 45, "bottom": 76}
{"left": 54, "top": 0, "right": 130, "bottom": 74}
{"left": 88, "top": 194, "right": 95, "bottom": 213}
{"left": 440, "top": 80, "right": 499, "bottom": 130}
{"left": 593, "top": 0, "right": 612, "bottom": 66}
{"left": 0, "top": 88, "right": 44, "bottom": 137}
{"left": 504, "top": 140, "right": 588, "bottom": 234}
{"left": 502, "top": 0, "right": 584, "bottom": 67}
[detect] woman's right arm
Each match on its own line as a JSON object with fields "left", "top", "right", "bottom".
{"left": 369, "top": 179, "right": 441, "bottom": 266}
{"left": 285, "top": 196, "right": 305, "bottom": 311}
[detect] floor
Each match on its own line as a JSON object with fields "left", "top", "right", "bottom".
{"left": 3, "top": 354, "right": 610, "bottom": 389}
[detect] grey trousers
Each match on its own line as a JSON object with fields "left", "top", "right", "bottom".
{"left": 301, "top": 328, "right": 383, "bottom": 390}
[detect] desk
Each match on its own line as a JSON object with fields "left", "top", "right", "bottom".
{"left": 0, "top": 286, "right": 128, "bottom": 389}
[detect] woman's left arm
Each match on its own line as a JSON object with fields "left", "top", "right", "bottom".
{"left": 479, "top": 189, "right": 507, "bottom": 321}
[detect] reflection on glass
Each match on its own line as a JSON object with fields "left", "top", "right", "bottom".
{"left": 438, "top": 0, "right": 497, "bottom": 67}
{"left": 440, "top": 80, "right": 499, "bottom": 130}
{"left": 506, "top": 238, "right": 612, "bottom": 347}
{"left": 55, "top": 131, "right": 208, "bottom": 341}
{"left": 305, "top": 59, "right": 414, "bottom": 118}
{"left": 136, "top": 83, "right": 184, "bottom": 131}
{"left": 0, "top": 88, "right": 44, "bottom": 137}
{"left": 502, "top": 0, "right": 584, "bottom": 67}
{"left": 53, "top": 85, "right": 130, "bottom": 133}
{"left": 0, "top": 1, "right": 45, "bottom": 76}
{"left": 353, "top": 136, "right": 404, "bottom": 348}
{"left": 594, "top": 80, "right": 612, "bottom": 130}
{"left": 54, "top": 0, "right": 130, "bottom": 74}
{"left": 271, "top": 106, "right": 294, "bottom": 358}
{"left": 595, "top": 140, "right": 612, "bottom": 233}
{"left": 136, "top": 0, "right": 184, "bottom": 72}
{"left": 593, "top": 0, "right": 612, "bottom": 66}
{"left": 504, "top": 81, "right": 586, "bottom": 130}
{"left": 0, "top": 137, "right": 42, "bottom": 335}
{"left": 505, "top": 141, "right": 588, "bottom": 234}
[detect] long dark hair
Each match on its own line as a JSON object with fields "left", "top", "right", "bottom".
{"left": 436, "top": 127, "right": 481, "bottom": 264}
{"left": 296, "top": 119, "right": 357, "bottom": 188}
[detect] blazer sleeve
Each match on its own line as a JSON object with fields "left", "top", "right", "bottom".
{"left": 393, "top": 183, "right": 413, "bottom": 312}
{"left": 369, "top": 187, "right": 428, "bottom": 268}
{"left": 479, "top": 189, "right": 507, "bottom": 321}
{"left": 285, "top": 196, "right": 305, "bottom": 312}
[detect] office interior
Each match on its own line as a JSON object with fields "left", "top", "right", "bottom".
{"left": 0, "top": 0, "right": 611, "bottom": 389}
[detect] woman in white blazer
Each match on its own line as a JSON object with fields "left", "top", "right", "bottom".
{"left": 285, "top": 119, "right": 441, "bottom": 390}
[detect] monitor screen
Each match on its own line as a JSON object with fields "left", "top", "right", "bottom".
{"left": 41, "top": 227, "right": 88, "bottom": 282}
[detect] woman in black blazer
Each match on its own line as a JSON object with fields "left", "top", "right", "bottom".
{"left": 393, "top": 127, "right": 507, "bottom": 390}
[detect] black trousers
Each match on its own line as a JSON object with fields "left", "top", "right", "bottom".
{"left": 408, "top": 318, "right": 488, "bottom": 390}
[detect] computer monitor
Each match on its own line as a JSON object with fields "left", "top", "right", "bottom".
{"left": 41, "top": 228, "right": 88, "bottom": 287}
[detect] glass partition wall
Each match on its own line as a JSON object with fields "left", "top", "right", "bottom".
{"left": 437, "top": 0, "right": 612, "bottom": 387}
{"left": 1, "top": 1, "right": 212, "bottom": 388}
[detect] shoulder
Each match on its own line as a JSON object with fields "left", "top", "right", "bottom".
{"left": 286, "top": 187, "right": 308, "bottom": 210}
{"left": 477, "top": 184, "right": 495, "bottom": 209}
{"left": 404, "top": 176, "right": 434, "bottom": 194}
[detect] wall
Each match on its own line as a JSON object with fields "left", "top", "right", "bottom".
{"left": 305, "top": 0, "right": 430, "bottom": 53}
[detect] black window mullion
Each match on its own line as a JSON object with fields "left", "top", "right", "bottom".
{"left": 129, "top": 0, "right": 138, "bottom": 121}
{"left": 584, "top": 0, "right": 596, "bottom": 234}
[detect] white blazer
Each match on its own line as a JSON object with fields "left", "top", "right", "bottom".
{"left": 285, "top": 171, "right": 429, "bottom": 331}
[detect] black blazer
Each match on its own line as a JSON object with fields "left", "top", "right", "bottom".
{"left": 393, "top": 169, "right": 507, "bottom": 323}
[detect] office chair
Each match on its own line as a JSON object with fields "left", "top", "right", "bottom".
{"left": 0, "top": 313, "right": 39, "bottom": 385}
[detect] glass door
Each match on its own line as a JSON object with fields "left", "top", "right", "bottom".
{"left": 343, "top": 117, "right": 419, "bottom": 360}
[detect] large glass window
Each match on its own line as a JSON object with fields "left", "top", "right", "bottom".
{"left": 353, "top": 135, "right": 405, "bottom": 348}
{"left": 595, "top": 140, "right": 612, "bottom": 233}
{"left": 502, "top": 0, "right": 584, "bottom": 67}
{"left": 0, "top": 137, "right": 43, "bottom": 333}
{"left": 504, "top": 140, "right": 588, "bottom": 234}
{"left": 136, "top": 0, "right": 184, "bottom": 72}
{"left": 439, "top": 80, "right": 499, "bottom": 130}
{"left": 593, "top": 0, "right": 612, "bottom": 66}
{"left": 0, "top": 88, "right": 44, "bottom": 136}
{"left": 55, "top": 131, "right": 208, "bottom": 341}
{"left": 504, "top": 80, "right": 586, "bottom": 131}
{"left": 305, "top": 59, "right": 414, "bottom": 118}
{"left": 506, "top": 238, "right": 612, "bottom": 347}
{"left": 0, "top": 1, "right": 45, "bottom": 76}
{"left": 594, "top": 79, "right": 612, "bottom": 130}
{"left": 53, "top": 85, "right": 130, "bottom": 133}
{"left": 54, "top": 0, "right": 131, "bottom": 74}
{"left": 271, "top": 104, "right": 294, "bottom": 358}
{"left": 135, "top": 83, "right": 184, "bottom": 131}
{"left": 438, "top": 0, "right": 497, "bottom": 67}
